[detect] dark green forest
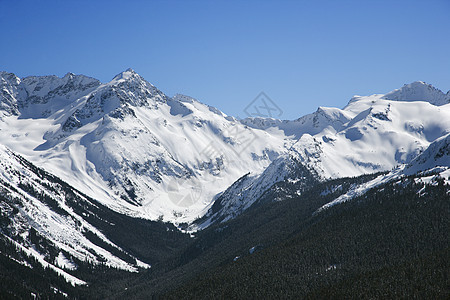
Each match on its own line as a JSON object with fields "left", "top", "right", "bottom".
{"left": 164, "top": 178, "right": 449, "bottom": 299}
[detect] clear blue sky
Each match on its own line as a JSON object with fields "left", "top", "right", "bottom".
{"left": 1, "top": 0, "right": 449, "bottom": 119}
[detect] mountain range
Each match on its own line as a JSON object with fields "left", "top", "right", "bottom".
{"left": 0, "top": 69, "right": 449, "bottom": 297}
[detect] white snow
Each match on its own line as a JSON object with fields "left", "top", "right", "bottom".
{"left": 317, "top": 132, "right": 450, "bottom": 212}
{"left": 6, "top": 236, "right": 86, "bottom": 286}
{"left": 0, "top": 70, "right": 288, "bottom": 224}
{"left": 199, "top": 85, "right": 450, "bottom": 225}
{"left": 55, "top": 252, "right": 78, "bottom": 271}
{"left": 0, "top": 144, "right": 150, "bottom": 276}
{"left": 382, "top": 81, "right": 450, "bottom": 106}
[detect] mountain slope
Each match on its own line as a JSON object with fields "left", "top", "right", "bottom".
{"left": 289, "top": 94, "right": 450, "bottom": 178}
{"left": 0, "top": 145, "right": 143, "bottom": 285}
{"left": 195, "top": 153, "right": 319, "bottom": 229}
{"left": 112, "top": 158, "right": 448, "bottom": 298}
{"left": 199, "top": 88, "right": 450, "bottom": 224}
{"left": 318, "top": 132, "right": 450, "bottom": 212}
{"left": 0, "top": 70, "right": 449, "bottom": 298}
{"left": 0, "top": 144, "right": 195, "bottom": 292}
{"left": 163, "top": 176, "right": 449, "bottom": 299}
{"left": 382, "top": 81, "right": 450, "bottom": 106}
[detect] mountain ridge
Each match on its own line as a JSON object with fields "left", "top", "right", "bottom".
{"left": 0, "top": 70, "right": 288, "bottom": 224}
{"left": 0, "top": 69, "right": 449, "bottom": 297}
{"left": 1, "top": 69, "right": 449, "bottom": 226}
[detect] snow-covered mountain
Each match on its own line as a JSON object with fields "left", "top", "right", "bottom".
{"left": 1, "top": 70, "right": 449, "bottom": 228}
{"left": 195, "top": 154, "right": 319, "bottom": 228}
{"left": 0, "top": 144, "right": 151, "bottom": 286}
{"left": 382, "top": 81, "right": 450, "bottom": 106}
{"left": 0, "top": 70, "right": 288, "bottom": 224}
{"left": 199, "top": 82, "right": 450, "bottom": 225}
{"left": 317, "top": 132, "right": 450, "bottom": 213}
{"left": 404, "top": 133, "right": 450, "bottom": 176}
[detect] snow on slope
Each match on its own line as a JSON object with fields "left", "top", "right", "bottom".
{"left": 0, "top": 71, "right": 21, "bottom": 116}
{"left": 290, "top": 98, "right": 450, "bottom": 179}
{"left": 241, "top": 93, "right": 450, "bottom": 179}
{"left": 195, "top": 153, "right": 318, "bottom": 229}
{"left": 382, "top": 81, "right": 450, "bottom": 106}
{"left": 0, "top": 71, "right": 100, "bottom": 118}
{"left": 244, "top": 90, "right": 450, "bottom": 180}
{"left": 0, "top": 145, "right": 150, "bottom": 285}
{"left": 241, "top": 106, "right": 353, "bottom": 139}
{"left": 198, "top": 86, "right": 450, "bottom": 225}
{"left": 0, "top": 70, "right": 288, "bottom": 224}
{"left": 318, "top": 133, "right": 450, "bottom": 212}
{"left": 404, "top": 133, "right": 450, "bottom": 175}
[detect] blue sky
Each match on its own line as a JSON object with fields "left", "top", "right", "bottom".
{"left": 1, "top": 0, "right": 449, "bottom": 119}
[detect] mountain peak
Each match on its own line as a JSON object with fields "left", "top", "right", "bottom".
{"left": 111, "top": 68, "right": 139, "bottom": 82}
{"left": 0, "top": 71, "right": 21, "bottom": 85}
{"left": 63, "top": 72, "right": 75, "bottom": 78}
{"left": 382, "top": 81, "right": 450, "bottom": 106}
